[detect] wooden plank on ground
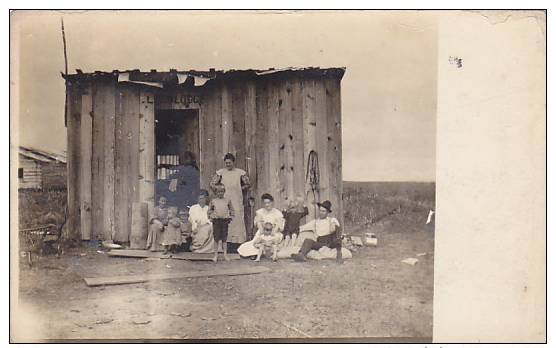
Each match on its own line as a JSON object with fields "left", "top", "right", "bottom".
{"left": 84, "top": 265, "right": 270, "bottom": 287}
{"left": 107, "top": 249, "right": 241, "bottom": 260}
{"left": 80, "top": 86, "right": 93, "bottom": 240}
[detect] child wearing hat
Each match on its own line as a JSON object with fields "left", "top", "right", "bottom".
{"left": 208, "top": 184, "right": 235, "bottom": 262}
{"left": 252, "top": 215, "right": 283, "bottom": 262}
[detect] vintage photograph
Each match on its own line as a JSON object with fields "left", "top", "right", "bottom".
{"left": 10, "top": 9, "right": 544, "bottom": 343}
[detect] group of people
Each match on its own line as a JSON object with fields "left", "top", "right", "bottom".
{"left": 146, "top": 152, "right": 344, "bottom": 264}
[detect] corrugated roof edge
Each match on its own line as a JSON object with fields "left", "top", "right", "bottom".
{"left": 61, "top": 67, "right": 346, "bottom": 81}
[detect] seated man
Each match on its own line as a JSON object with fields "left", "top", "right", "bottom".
{"left": 291, "top": 200, "right": 344, "bottom": 264}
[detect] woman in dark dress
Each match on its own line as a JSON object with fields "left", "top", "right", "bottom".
{"left": 166, "top": 151, "right": 200, "bottom": 210}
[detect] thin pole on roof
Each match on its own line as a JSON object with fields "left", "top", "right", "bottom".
{"left": 61, "top": 17, "right": 69, "bottom": 125}
{"left": 61, "top": 17, "right": 68, "bottom": 76}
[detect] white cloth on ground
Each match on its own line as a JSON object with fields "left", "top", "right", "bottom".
{"left": 276, "top": 245, "right": 352, "bottom": 260}
{"left": 238, "top": 229, "right": 284, "bottom": 257}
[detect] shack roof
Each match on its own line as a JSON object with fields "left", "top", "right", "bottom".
{"left": 62, "top": 67, "right": 346, "bottom": 87}
{"left": 19, "top": 146, "right": 67, "bottom": 164}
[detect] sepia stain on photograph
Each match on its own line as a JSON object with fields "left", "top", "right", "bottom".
{"left": 9, "top": 9, "right": 544, "bottom": 343}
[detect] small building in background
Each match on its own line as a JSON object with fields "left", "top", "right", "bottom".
{"left": 18, "top": 146, "right": 67, "bottom": 190}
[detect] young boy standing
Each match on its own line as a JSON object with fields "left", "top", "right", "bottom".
{"left": 208, "top": 184, "right": 235, "bottom": 262}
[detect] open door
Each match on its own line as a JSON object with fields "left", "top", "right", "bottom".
{"left": 154, "top": 109, "right": 200, "bottom": 208}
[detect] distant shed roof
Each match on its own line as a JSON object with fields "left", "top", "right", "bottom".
{"left": 62, "top": 67, "right": 346, "bottom": 87}
{"left": 19, "top": 146, "right": 67, "bottom": 164}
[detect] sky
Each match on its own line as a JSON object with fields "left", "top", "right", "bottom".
{"left": 11, "top": 10, "right": 437, "bottom": 182}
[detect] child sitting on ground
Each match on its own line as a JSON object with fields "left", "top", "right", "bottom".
{"left": 162, "top": 207, "right": 182, "bottom": 254}
{"left": 281, "top": 196, "right": 309, "bottom": 247}
{"left": 208, "top": 184, "right": 235, "bottom": 263}
{"left": 146, "top": 196, "right": 169, "bottom": 251}
{"left": 253, "top": 216, "right": 283, "bottom": 262}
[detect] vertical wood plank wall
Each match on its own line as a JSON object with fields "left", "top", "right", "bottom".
{"left": 326, "top": 78, "right": 343, "bottom": 227}
{"left": 113, "top": 84, "right": 141, "bottom": 242}
{"left": 91, "top": 82, "right": 104, "bottom": 240}
{"left": 255, "top": 82, "right": 269, "bottom": 206}
{"left": 66, "top": 83, "right": 81, "bottom": 239}
{"left": 198, "top": 87, "right": 212, "bottom": 190}
{"left": 302, "top": 79, "right": 318, "bottom": 220}
{"left": 139, "top": 90, "right": 156, "bottom": 224}
{"left": 68, "top": 79, "right": 145, "bottom": 242}
{"left": 102, "top": 81, "right": 116, "bottom": 241}
{"left": 267, "top": 81, "right": 281, "bottom": 203}
{"left": 68, "top": 75, "right": 342, "bottom": 241}
{"left": 114, "top": 88, "right": 125, "bottom": 242}
{"left": 80, "top": 86, "right": 93, "bottom": 240}
{"left": 198, "top": 77, "right": 343, "bottom": 222}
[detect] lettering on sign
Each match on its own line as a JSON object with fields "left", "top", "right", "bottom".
{"left": 157, "top": 93, "right": 201, "bottom": 109}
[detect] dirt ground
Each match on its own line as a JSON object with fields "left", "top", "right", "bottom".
{"left": 14, "top": 184, "right": 435, "bottom": 342}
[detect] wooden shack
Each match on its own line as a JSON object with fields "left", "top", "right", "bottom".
{"left": 18, "top": 146, "right": 67, "bottom": 190}
{"left": 63, "top": 67, "right": 345, "bottom": 242}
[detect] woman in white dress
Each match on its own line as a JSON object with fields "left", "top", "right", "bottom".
{"left": 238, "top": 193, "right": 284, "bottom": 258}
{"left": 188, "top": 190, "right": 215, "bottom": 253}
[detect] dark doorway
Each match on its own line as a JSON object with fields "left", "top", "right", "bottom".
{"left": 155, "top": 109, "right": 200, "bottom": 209}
